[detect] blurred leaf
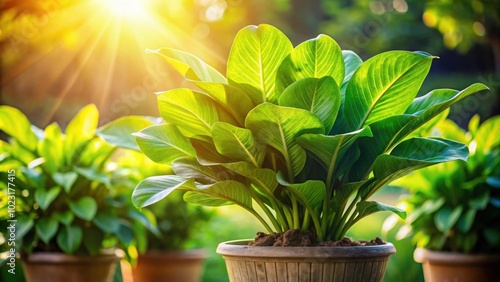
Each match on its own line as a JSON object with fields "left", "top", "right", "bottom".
{"left": 57, "top": 225, "right": 83, "bottom": 254}
{"left": 35, "top": 187, "right": 61, "bottom": 210}
{"left": 93, "top": 212, "right": 121, "bottom": 233}
{"left": 64, "top": 104, "right": 99, "bottom": 161}
{"left": 35, "top": 216, "right": 58, "bottom": 244}
{"left": 98, "top": 116, "right": 155, "bottom": 151}
{"left": 69, "top": 197, "right": 97, "bottom": 221}
{"left": 52, "top": 172, "right": 78, "bottom": 193}
{"left": 434, "top": 206, "right": 463, "bottom": 233}
{"left": 0, "top": 106, "right": 38, "bottom": 152}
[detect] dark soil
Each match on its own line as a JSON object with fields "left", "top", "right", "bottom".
{"left": 248, "top": 229, "right": 386, "bottom": 247}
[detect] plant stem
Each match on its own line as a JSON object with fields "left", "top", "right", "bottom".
{"left": 291, "top": 194, "right": 300, "bottom": 229}
{"left": 332, "top": 194, "right": 360, "bottom": 240}
{"left": 251, "top": 190, "right": 282, "bottom": 232}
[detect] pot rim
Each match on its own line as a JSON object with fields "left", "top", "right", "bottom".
{"left": 216, "top": 239, "right": 396, "bottom": 258}
{"left": 139, "top": 248, "right": 208, "bottom": 260}
{"left": 22, "top": 251, "right": 121, "bottom": 264}
{"left": 414, "top": 247, "right": 500, "bottom": 265}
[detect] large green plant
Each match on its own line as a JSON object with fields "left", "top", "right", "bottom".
{"left": 0, "top": 105, "right": 155, "bottom": 258}
{"left": 385, "top": 115, "right": 500, "bottom": 253}
{"left": 116, "top": 24, "right": 488, "bottom": 242}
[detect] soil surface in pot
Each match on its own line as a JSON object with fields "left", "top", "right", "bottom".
{"left": 248, "top": 228, "right": 385, "bottom": 247}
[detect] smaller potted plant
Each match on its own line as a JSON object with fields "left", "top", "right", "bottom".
{"left": 99, "top": 117, "right": 213, "bottom": 282}
{"left": 0, "top": 105, "right": 156, "bottom": 282}
{"left": 385, "top": 115, "right": 500, "bottom": 282}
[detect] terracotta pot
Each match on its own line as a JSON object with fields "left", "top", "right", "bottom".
{"left": 414, "top": 248, "right": 500, "bottom": 282}
{"left": 133, "top": 249, "right": 207, "bottom": 282}
{"left": 217, "top": 240, "right": 396, "bottom": 282}
{"left": 22, "top": 252, "right": 120, "bottom": 282}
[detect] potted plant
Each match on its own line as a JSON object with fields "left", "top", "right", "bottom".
{"left": 108, "top": 24, "right": 488, "bottom": 281}
{"left": 99, "top": 117, "right": 213, "bottom": 282}
{"left": 385, "top": 115, "right": 500, "bottom": 282}
{"left": 0, "top": 105, "right": 156, "bottom": 282}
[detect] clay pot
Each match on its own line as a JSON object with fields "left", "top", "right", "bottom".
{"left": 22, "top": 252, "right": 120, "bottom": 282}
{"left": 414, "top": 248, "right": 500, "bottom": 282}
{"left": 133, "top": 249, "right": 207, "bottom": 282}
{"left": 217, "top": 240, "right": 396, "bottom": 282}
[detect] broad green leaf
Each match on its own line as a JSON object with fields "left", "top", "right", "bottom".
{"left": 341, "top": 50, "right": 363, "bottom": 90}
{"left": 276, "top": 34, "right": 344, "bottom": 94}
{"left": 65, "top": 104, "right": 99, "bottom": 161}
{"left": 38, "top": 122, "right": 64, "bottom": 173}
{"left": 97, "top": 116, "right": 156, "bottom": 151}
{"left": 69, "top": 197, "right": 97, "bottom": 221}
{"left": 35, "top": 187, "right": 61, "bottom": 210}
{"left": 354, "top": 201, "right": 406, "bottom": 223}
{"left": 190, "top": 138, "right": 229, "bottom": 165}
{"left": 399, "top": 83, "right": 489, "bottom": 141}
{"left": 277, "top": 176, "right": 326, "bottom": 209}
{"left": 57, "top": 225, "right": 83, "bottom": 254}
{"left": 146, "top": 48, "right": 227, "bottom": 83}
{"left": 345, "top": 51, "right": 434, "bottom": 130}
{"left": 212, "top": 122, "right": 265, "bottom": 167}
{"left": 193, "top": 82, "right": 254, "bottom": 125}
{"left": 185, "top": 180, "right": 251, "bottom": 207}
{"left": 374, "top": 137, "right": 469, "bottom": 180}
{"left": 132, "top": 175, "right": 195, "bottom": 208}
{"left": 223, "top": 161, "right": 278, "bottom": 194}
{"left": 134, "top": 124, "right": 196, "bottom": 165}
{"left": 93, "top": 212, "right": 121, "bottom": 233}
{"left": 364, "top": 137, "right": 469, "bottom": 199}
{"left": 158, "top": 89, "right": 236, "bottom": 140}
{"left": 350, "top": 115, "right": 416, "bottom": 181}
{"left": 35, "top": 216, "right": 59, "bottom": 244}
{"left": 0, "top": 106, "right": 38, "bottom": 151}
{"left": 297, "top": 127, "right": 372, "bottom": 182}
{"left": 245, "top": 103, "right": 324, "bottom": 176}
{"left": 227, "top": 24, "right": 293, "bottom": 104}
{"left": 278, "top": 77, "right": 341, "bottom": 133}
{"left": 147, "top": 48, "right": 252, "bottom": 124}
{"left": 435, "top": 206, "right": 463, "bottom": 233}
{"left": 330, "top": 50, "right": 363, "bottom": 135}
{"left": 52, "top": 172, "right": 78, "bottom": 193}
{"left": 172, "top": 157, "right": 238, "bottom": 185}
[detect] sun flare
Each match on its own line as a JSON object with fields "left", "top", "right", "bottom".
{"left": 102, "top": 0, "right": 148, "bottom": 18}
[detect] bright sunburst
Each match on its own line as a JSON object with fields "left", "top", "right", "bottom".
{"left": 102, "top": 0, "right": 148, "bottom": 18}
